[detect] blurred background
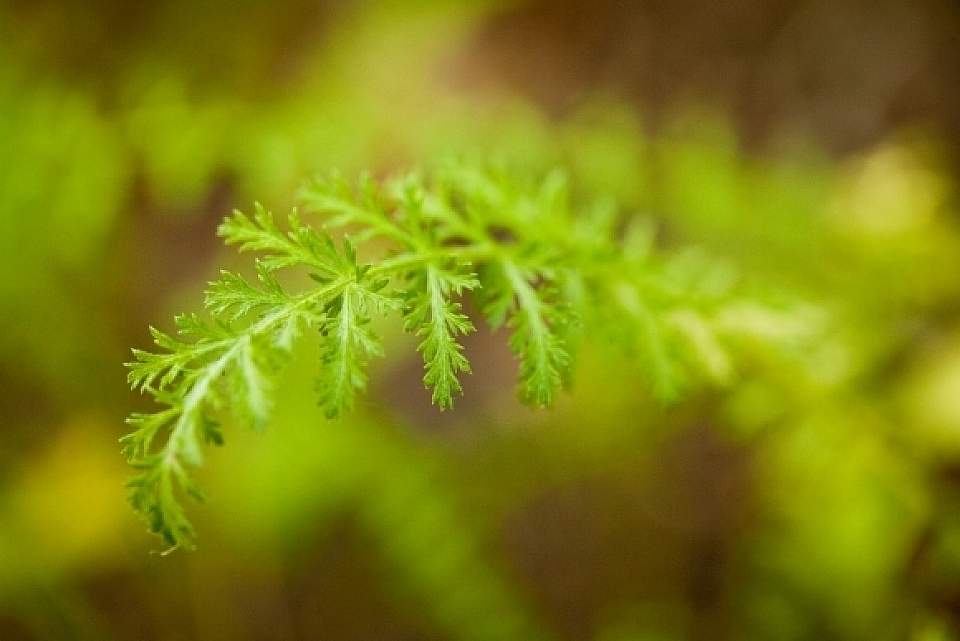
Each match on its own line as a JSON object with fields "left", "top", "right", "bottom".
{"left": 2, "top": 0, "right": 960, "bottom": 639}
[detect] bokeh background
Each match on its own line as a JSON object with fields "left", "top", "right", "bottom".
{"left": 2, "top": 1, "right": 960, "bottom": 639}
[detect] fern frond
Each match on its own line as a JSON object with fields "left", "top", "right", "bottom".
{"left": 299, "top": 172, "right": 416, "bottom": 245}
{"left": 125, "top": 163, "right": 818, "bottom": 548}
{"left": 404, "top": 263, "right": 479, "bottom": 409}
{"left": 124, "top": 280, "right": 337, "bottom": 549}
{"left": 204, "top": 265, "right": 287, "bottom": 321}
{"left": 614, "top": 281, "right": 685, "bottom": 403}
{"left": 500, "top": 262, "right": 572, "bottom": 406}
{"left": 218, "top": 203, "right": 345, "bottom": 276}
{"left": 317, "top": 282, "right": 398, "bottom": 418}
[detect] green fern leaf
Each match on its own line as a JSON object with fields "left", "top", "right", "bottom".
{"left": 124, "top": 163, "right": 817, "bottom": 549}
{"left": 404, "top": 264, "right": 479, "bottom": 409}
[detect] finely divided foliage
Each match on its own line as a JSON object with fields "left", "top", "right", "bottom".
{"left": 125, "top": 162, "right": 802, "bottom": 550}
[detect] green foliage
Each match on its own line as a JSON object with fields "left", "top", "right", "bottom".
{"left": 125, "top": 162, "right": 809, "bottom": 549}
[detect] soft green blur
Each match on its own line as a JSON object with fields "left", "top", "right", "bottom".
{"left": 2, "top": 2, "right": 960, "bottom": 640}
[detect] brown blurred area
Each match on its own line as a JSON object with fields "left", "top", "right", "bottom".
{"left": 464, "top": 0, "right": 960, "bottom": 157}
{"left": 11, "top": 0, "right": 957, "bottom": 155}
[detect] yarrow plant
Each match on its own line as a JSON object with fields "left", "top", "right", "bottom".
{"left": 125, "top": 161, "right": 804, "bottom": 550}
